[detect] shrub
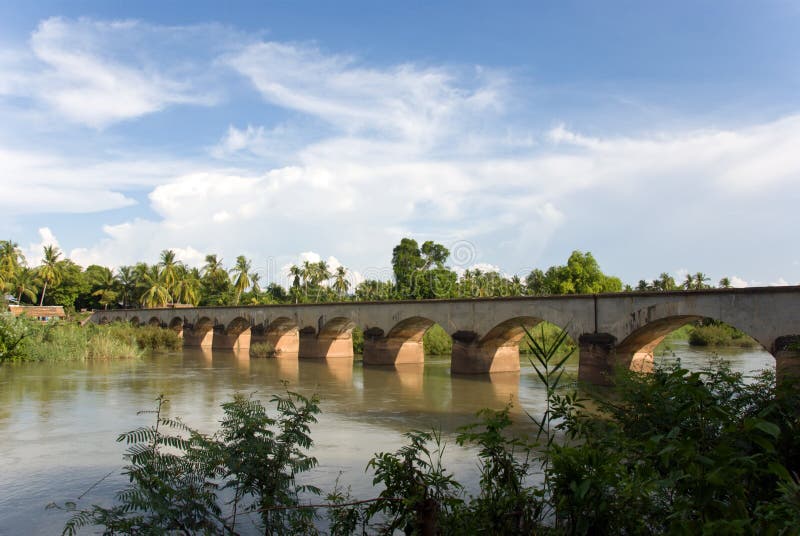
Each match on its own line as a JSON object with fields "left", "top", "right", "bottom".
{"left": 250, "top": 341, "right": 276, "bottom": 358}
{"left": 689, "top": 322, "right": 757, "bottom": 348}
{"left": 423, "top": 324, "right": 452, "bottom": 355}
{"left": 351, "top": 326, "right": 364, "bottom": 355}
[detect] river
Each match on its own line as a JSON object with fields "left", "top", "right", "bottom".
{"left": 0, "top": 342, "right": 775, "bottom": 534}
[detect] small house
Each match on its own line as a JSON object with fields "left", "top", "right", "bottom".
{"left": 8, "top": 305, "right": 67, "bottom": 322}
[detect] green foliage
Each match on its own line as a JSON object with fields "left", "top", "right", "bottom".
{"left": 0, "top": 313, "right": 28, "bottom": 362}
{"left": 526, "top": 250, "right": 621, "bottom": 295}
{"left": 351, "top": 325, "right": 364, "bottom": 354}
{"left": 423, "top": 324, "right": 452, "bottom": 355}
{"left": 367, "top": 430, "right": 462, "bottom": 534}
{"left": 59, "top": 391, "right": 322, "bottom": 536}
{"left": 689, "top": 319, "right": 758, "bottom": 348}
{"left": 546, "top": 361, "right": 800, "bottom": 534}
{"left": 250, "top": 341, "right": 276, "bottom": 358}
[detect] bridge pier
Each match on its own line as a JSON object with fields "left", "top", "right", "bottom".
{"left": 775, "top": 336, "right": 800, "bottom": 385}
{"left": 212, "top": 326, "right": 251, "bottom": 351}
{"left": 577, "top": 333, "right": 617, "bottom": 386}
{"left": 362, "top": 337, "right": 425, "bottom": 365}
{"left": 298, "top": 329, "right": 354, "bottom": 359}
{"left": 183, "top": 327, "right": 214, "bottom": 347}
{"left": 451, "top": 337, "right": 520, "bottom": 374}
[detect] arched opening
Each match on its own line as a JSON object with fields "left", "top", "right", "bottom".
{"left": 299, "top": 317, "right": 356, "bottom": 359}
{"left": 263, "top": 317, "right": 300, "bottom": 358}
{"left": 617, "top": 316, "right": 773, "bottom": 376}
{"left": 184, "top": 316, "right": 214, "bottom": 348}
{"left": 365, "top": 316, "right": 454, "bottom": 367}
{"left": 148, "top": 317, "right": 161, "bottom": 327}
{"left": 99, "top": 316, "right": 110, "bottom": 325}
{"left": 169, "top": 317, "right": 184, "bottom": 332}
{"left": 452, "top": 316, "right": 575, "bottom": 375}
{"left": 214, "top": 317, "right": 251, "bottom": 351}
{"left": 129, "top": 316, "right": 140, "bottom": 326}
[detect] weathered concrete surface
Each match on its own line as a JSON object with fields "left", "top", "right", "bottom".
{"left": 91, "top": 286, "right": 800, "bottom": 382}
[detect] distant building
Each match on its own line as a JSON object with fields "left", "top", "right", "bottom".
{"left": 8, "top": 305, "right": 67, "bottom": 322}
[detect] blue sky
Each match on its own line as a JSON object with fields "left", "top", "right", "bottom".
{"left": 1, "top": 0, "right": 798, "bottom": 287}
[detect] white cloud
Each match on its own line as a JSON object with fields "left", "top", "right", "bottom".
{"left": 729, "top": 276, "right": 749, "bottom": 288}
{"left": 24, "top": 227, "right": 60, "bottom": 266}
{"left": 226, "top": 41, "right": 504, "bottom": 144}
{"left": 2, "top": 17, "right": 221, "bottom": 128}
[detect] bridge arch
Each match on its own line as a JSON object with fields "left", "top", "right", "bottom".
{"left": 148, "top": 317, "right": 161, "bottom": 327}
{"left": 263, "top": 317, "right": 300, "bottom": 358}
{"left": 168, "top": 317, "right": 184, "bottom": 332}
{"left": 364, "top": 316, "right": 454, "bottom": 367}
{"left": 129, "top": 316, "right": 140, "bottom": 326}
{"left": 615, "top": 315, "right": 771, "bottom": 374}
{"left": 299, "top": 316, "right": 355, "bottom": 359}
{"left": 184, "top": 316, "right": 214, "bottom": 348}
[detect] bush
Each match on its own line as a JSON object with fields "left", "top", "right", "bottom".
{"left": 423, "top": 324, "right": 452, "bottom": 355}
{"left": 250, "top": 341, "right": 276, "bottom": 358}
{"left": 689, "top": 321, "right": 757, "bottom": 348}
{"left": 351, "top": 326, "right": 364, "bottom": 355}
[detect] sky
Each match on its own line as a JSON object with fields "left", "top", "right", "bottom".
{"left": 1, "top": 0, "right": 799, "bottom": 288}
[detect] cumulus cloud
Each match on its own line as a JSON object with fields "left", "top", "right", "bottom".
{"left": 24, "top": 227, "right": 60, "bottom": 266}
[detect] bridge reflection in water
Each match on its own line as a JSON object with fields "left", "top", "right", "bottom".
{"left": 93, "top": 287, "right": 800, "bottom": 385}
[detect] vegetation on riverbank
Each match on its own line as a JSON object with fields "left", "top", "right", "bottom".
{"left": 0, "top": 315, "right": 180, "bottom": 363}
{"left": 54, "top": 333, "right": 800, "bottom": 535}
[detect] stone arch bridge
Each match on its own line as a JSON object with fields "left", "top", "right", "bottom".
{"left": 90, "top": 286, "right": 800, "bottom": 385}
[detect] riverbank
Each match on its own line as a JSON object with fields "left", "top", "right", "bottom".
{"left": 0, "top": 315, "right": 181, "bottom": 363}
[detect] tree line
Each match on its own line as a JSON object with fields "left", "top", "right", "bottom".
{"left": 0, "top": 237, "right": 738, "bottom": 313}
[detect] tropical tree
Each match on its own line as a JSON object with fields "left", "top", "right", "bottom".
{"left": 332, "top": 266, "right": 350, "bottom": 298}
{"left": 288, "top": 265, "right": 302, "bottom": 303}
{"left": 173, "top": 267, "right": 201, "bottom": 305}
{"left": 158, "top": 250, "right": 182, "bottom": 294}
{"left": 89, "top": 266, "right": 119, "bottom": 309}
{"left": 115, "top": 266, "right": 138, "bottom": 308}
{"left": 0, "top": 240, "right": 23, "bottom": 284}
{"left": 301, "top": 260, "right": 313, "bottom": 299}
{"left": 313, "top": 260, "right": 331, "bottom": 302}
{"left": 140, "top": 266, "right": 171, "bottom": 307}
{"left": 37, "top": 245, "right": 63, "bottom": 305}
{"left": 11, "top": 267, "right": 39, "bottom": 304}
{"left": 230, "top": 255, "right": 252, "bottom": 305}
{"left": 693, "top": 272, "right": 711, "bottom": 290}
{"left": 718, "top": 277, "right": 732, "bottom": 289}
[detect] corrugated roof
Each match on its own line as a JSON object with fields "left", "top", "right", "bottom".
{"left": 8, "top": 305, "right": 67, "bottom": 318}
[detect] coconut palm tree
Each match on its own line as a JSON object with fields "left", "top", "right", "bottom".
{"left": 158, "top": 250, "right": 181, "bottom": 294}
{"left": 38, "top": 245, "right": 63, "bottom": 305}
{"left": 693, "top": 272, "right": 710, "bottom": 290}
{"left": 91, "top": 268, "right": 119, "bottom": 309}
{"left": 288, "top": 265, "right": 302, "bottom": 304}
{"left": 313, "top": 261, "right": 331, "bottom": 302}
{"left": 173, "top": 267, "right": 201, "bottom": 305}
{"left": 301, "top": 260, "right": 313, "bottom": 299}
{"left": 332, "top": 266, "right": 350, "bottom": 298}
{"left": 140, "top": 265, "right": 171, "bottom": 308}
{"left": 718, "top": 277, "right": 732, "bottom": 289}
{"left": 0, "top": 240, "right": 23, "bottom": 282}
{"left": 115, "top": 266, "right": 138, "bottom": 308}
{"left": 12, "top": 267, "right": 39, "bottom": 304}
{"left": 230, "top": 255, "right": 252, "bottom": 305}
{"left": 202, "top": 254, "right": 225, "bottom": 279}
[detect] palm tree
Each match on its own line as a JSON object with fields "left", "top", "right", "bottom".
{"left": 693, "top": 272, "right": 710, "bottom": 290}
{"left": 12, "top": 267, "right": 39, "bottom": 304}
{"left": 140, "top": 265, "right": 171, "bottom": 307}
{"left": 301, "top": 260, "right": 313, "bottom": 299}
{"left": 0, "top": 240, "right": 23, "bottom": 281}
{"left": 115, "top": 266, "right": 138, "bottom": 308}
{"left": 230, "top": 255, "right": 252, "bottom": 305}
{"left": 288, "top": 265, "right": 302, "bottom": 304}
{"left": 332, "top": 266, "right": 350, "bottom": 298}
{"left": 250, "top": 272, "right": 262, "bottom": 296}
{"left": 683, "top": 274, "right": 694, "bottom": 291}
{"left": 38, "top": 245, "right": 63, "bottom": 305}
{"left": 158, "top": 250, "right": 181, "bottom": 294}
{"left": 718, "top": 277, "right": 732, "bottom": 289}
{"left": 313, "top": 261, "right": 331, "bottom": 302}
{"left": 173, "top": 267, "right": 201, "bottom": 305}
{"left": 202, "top": 254, "right": 225, "bottom": 279}
{"left": 91, "top": 268, "right": 119, "bottom": 309}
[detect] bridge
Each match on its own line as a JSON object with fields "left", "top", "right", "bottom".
{"left": 90, "top": 286, "right": 800, "bottom": 385}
